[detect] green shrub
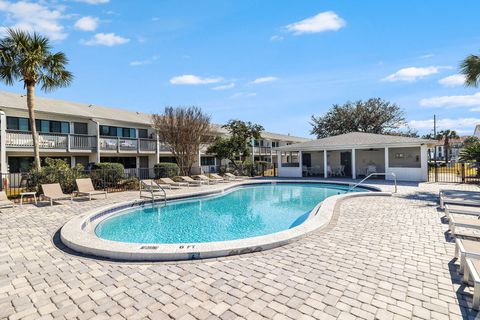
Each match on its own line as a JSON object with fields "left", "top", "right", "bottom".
{"left": 27, "top": 158, "right": 85, "bottom": 194}
{"left": 120, "top": 176, "right": 139, "bottom": 190}
{"left": 154, "top": 163, "right": 179, "bottom": 178}
{"left": 90, "top": 162, "right": 125, "bottom": 188}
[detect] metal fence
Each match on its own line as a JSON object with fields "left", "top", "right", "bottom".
{"left": 428, "top": 161, "right": 480, "bottom": 183}
{"left": 0, "top": 163, "right": 278, "bottom": 199}
{"left": 0, "top": 168, "right": 160, "bottom": 199}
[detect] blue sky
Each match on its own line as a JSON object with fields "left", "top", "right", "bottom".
{"left": 0, "top": 0, "right": 479, "bottom": 138}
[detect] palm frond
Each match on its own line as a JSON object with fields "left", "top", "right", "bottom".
{"left": 460, "top": 54, "right": 480, "bottom": 87}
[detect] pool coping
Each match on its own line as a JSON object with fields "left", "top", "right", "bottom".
{"left": 60, "top": 179, "right": 390, "bottom": 261}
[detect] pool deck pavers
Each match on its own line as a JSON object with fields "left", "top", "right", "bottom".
{"left": 1, "top": 179, "right": 480, "bottom": 319}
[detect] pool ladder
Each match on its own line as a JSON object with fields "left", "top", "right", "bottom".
{"left": 348, "top": 172, "right": 397, "bottom": 193}
{"left": 139, "top": 181, "right": 167, "bottom": 206}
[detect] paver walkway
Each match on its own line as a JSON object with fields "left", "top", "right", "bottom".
{"left": 0, "top": 180, "right": 479, "bottom": 319}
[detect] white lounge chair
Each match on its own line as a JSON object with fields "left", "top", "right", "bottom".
{"left": 445, "top": 204, "right": 480, "bottom": 219}
{"left": 76, "top": 178, "right": 107, "bottom": 200}
{"left": 159, "top": 178, "right": 188, "bottom": 188}
{"left": 449, "top": 215, "right": 480, "bottom": 237}
{"left": 455, "top": 239, "right": 480, "bottom": 275}
{"left": 224, "top": 173, "right": 248, "bottom": 181}
{"left": 440, "top": 189, "right": 480, "bottom": 209}
{"left": 179, "top": 176, "right": 204, "bottom": 186}
{"left": 197, "top": 174, "right": 217, "bottom": 184}
{"left": 42, "top": 183, "right": 73, "bottom": 206}
{"left": 0, "top": 190, "right": 15, "bottom": 209}
{"left": 464, "top": 258, "right": 480, "bottom": 309}
{"left": 210, "top": 173, "right": 228, "bottom": 183}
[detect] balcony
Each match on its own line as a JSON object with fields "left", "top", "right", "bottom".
{"left": 99, "top": 137, "right": 157, "bottom": 153}
{"left": 252, "top": 146, "right": 272, "bottom": 155}
{"left": 6, "top": 130, "right": 96, "bottom": 151}
{"left": 4, "top": 131, "right": 157, "bottom": 154}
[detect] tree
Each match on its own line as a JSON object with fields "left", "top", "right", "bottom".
{"left": 152, "top": 106, "right": 212, "bottom": 176}
{"left": 207, "top": 120, "right": 264, "bottom": 169}
{"left": 435, "top": 130, "right": 459, "bottom": 163}
{"left": 460, "top": 142, "right": 480, "bottom": 162}
{"left": 0, "top": 29, "right": 73, "bottom": 170}
{"left": 310, "top": 98, "right": 406, "bottom": 138}
{"left": 460, "top": 52, "right": 480, "bottom": 87}
{"left": 463, "top": 136, "right": 480, "bottom": 148}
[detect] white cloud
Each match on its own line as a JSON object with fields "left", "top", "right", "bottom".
{"left": 129, "top": 55, "right": 159, "bottom": 66}
{"left": 270, "top": 35, "right": 283, "bottom": 42}
{"left": 230, "top": 92, "right": 257, "bottom": 99}
{"left": 212, "top": 83, "right": 235, "bottom": 90}
{"left": 75, "top": 0, "right": 109, "bottom": 4}
{"left": 438, "top": 74, "right": 466, "bottom": 87}
{"left": 408, "top": 118, "right": 480, "bottom": 131}
{"left": 82, "top": 33, "right": 130, "bottom": 46}
{"left": 0, "top": 0, "right": 67, "bottom": 40}
{"left": 250, "top": 76, "right": 278, "bottom": 84}
{"left": 285, "top": 11, "right": 346, "bottom": 35}
{"left": 74, "top": 16, "right": 99, "bottom": 31}
{"left": 419, "top": 54, "right": 434, "bottom": 59}
{"left": 170, "top": 75, "right": 223, "bottom": 85}
{"left": 420, "top": 92, "right": 480, "bottom": 108}
{"left": 382, "top": 66, "right": 448, "bottom": 82}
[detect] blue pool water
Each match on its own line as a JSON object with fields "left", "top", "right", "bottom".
{"left": 95, "top": 183, "right": 366, "bottom": 244}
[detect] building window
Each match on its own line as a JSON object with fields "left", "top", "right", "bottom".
{"left": 138, "top": 129, "right": 148, "bottom": 139}
{"left": 6, "top": 117, "right": 69, "bottom": 133}
{"left": 159, "top": 157, "right": 177, "bottom": 163}
{"left": 201, "top": 157, "right": 215, "bottom": 166}
{"left": 8, "top": 156, "right": 71, "bottom": 173}
{"left": 100, "top": 125, "right": 136, "bottom": 138}
{"left": 73, "top": 122, "right": 88, "bottom": 135}
{"left": 271, "top": 141, "right": 279, "bottom": 148}
{"left": 75, "top": 156, "right": 90, "bottom": 169}
{"left": 100, "top": 157, "right": 136, "bottom": 169}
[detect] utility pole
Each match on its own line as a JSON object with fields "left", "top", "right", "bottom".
{"left": 434, "top": 114, "right": 438, "bottom": 182}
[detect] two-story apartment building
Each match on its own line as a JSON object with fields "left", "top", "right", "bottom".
{"left": 0, "top": 91, "right": 309, "bottom": 174}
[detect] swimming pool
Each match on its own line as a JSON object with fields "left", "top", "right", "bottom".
{"left": 96, "top": 183, "right": 362, "bottom": 244}
{"left": 61, "top": 181, "right": 382, "bottom": 261}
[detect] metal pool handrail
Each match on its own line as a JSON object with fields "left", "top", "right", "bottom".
{"left": 348, "top": 172, "right": 397, "bottom": 193}
{"left": 139, "top": 180, "right": 167, "bottom": 205}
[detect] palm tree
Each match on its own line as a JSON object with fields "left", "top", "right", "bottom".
{"left": 460, "top": 142, "right": 480, "bottom": 162}
{"left": 436, "top": 130, "right": 459, "bottom": 163}
{"left": 0, "top": 29, "right": 73, "bottom": 170}
{"left": 460, "top": 53, "right": 480, "bottom": 87}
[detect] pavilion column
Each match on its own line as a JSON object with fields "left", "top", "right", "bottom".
{"left": 351, "top": 148, "right": 356, "bottom": 179}
{"left": 385, "top": 147, "right": 389, "bottom": 172}
{"left": 0, "top": 111, "right": 6, "bottom": 173}
{"left": 323, "top": 150, "right": 328, "bottom": 178}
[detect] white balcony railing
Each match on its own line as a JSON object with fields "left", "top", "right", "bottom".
{"left": 6, "top": 131, "right": 159, "bottom": 154}
{"left": 99, "top": 136, "right": 157, "bottom": 153}
{"left": 6, "top": 130, "right": 96, "bottom": 151}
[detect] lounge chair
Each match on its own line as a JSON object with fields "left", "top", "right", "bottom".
{"left": 0, "top": 190, "right": 15, "bottom": 209}
{"left": 440, "top": 189, "right": 480, "bottom": 209}
{"left": 197, "top": 174, "right": 218, "bottom": 185}
{"left": 445, "top": 204, "right": 480, "bottom": 219}
{"left": 42, "top": 183, "right": 73, "bottom": 206}
{"left": 464, "top": 258, "right": 480, "bottom": 309}
{"left": 141, "top": 179, "right": 171, "bottom": 190}
{"left": 224, "top": 172, "right": 248, "bottom": 181}
{"left": 449, "top": 215, "right": 480, "bottom": 237}
{"left": 210, "top": 173, "right": 229, "bottom": 183}
{"left": 76, "top": 178, "right": 107, "bottom": 200}
{"left": 159, "top": 178, "right": 188, "bottom": 188}
{"left": 455, "top": 239, "right": 480, "bottom": 275}
{"left": 179, "top": 176, "right": 204, "bottom": 186}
